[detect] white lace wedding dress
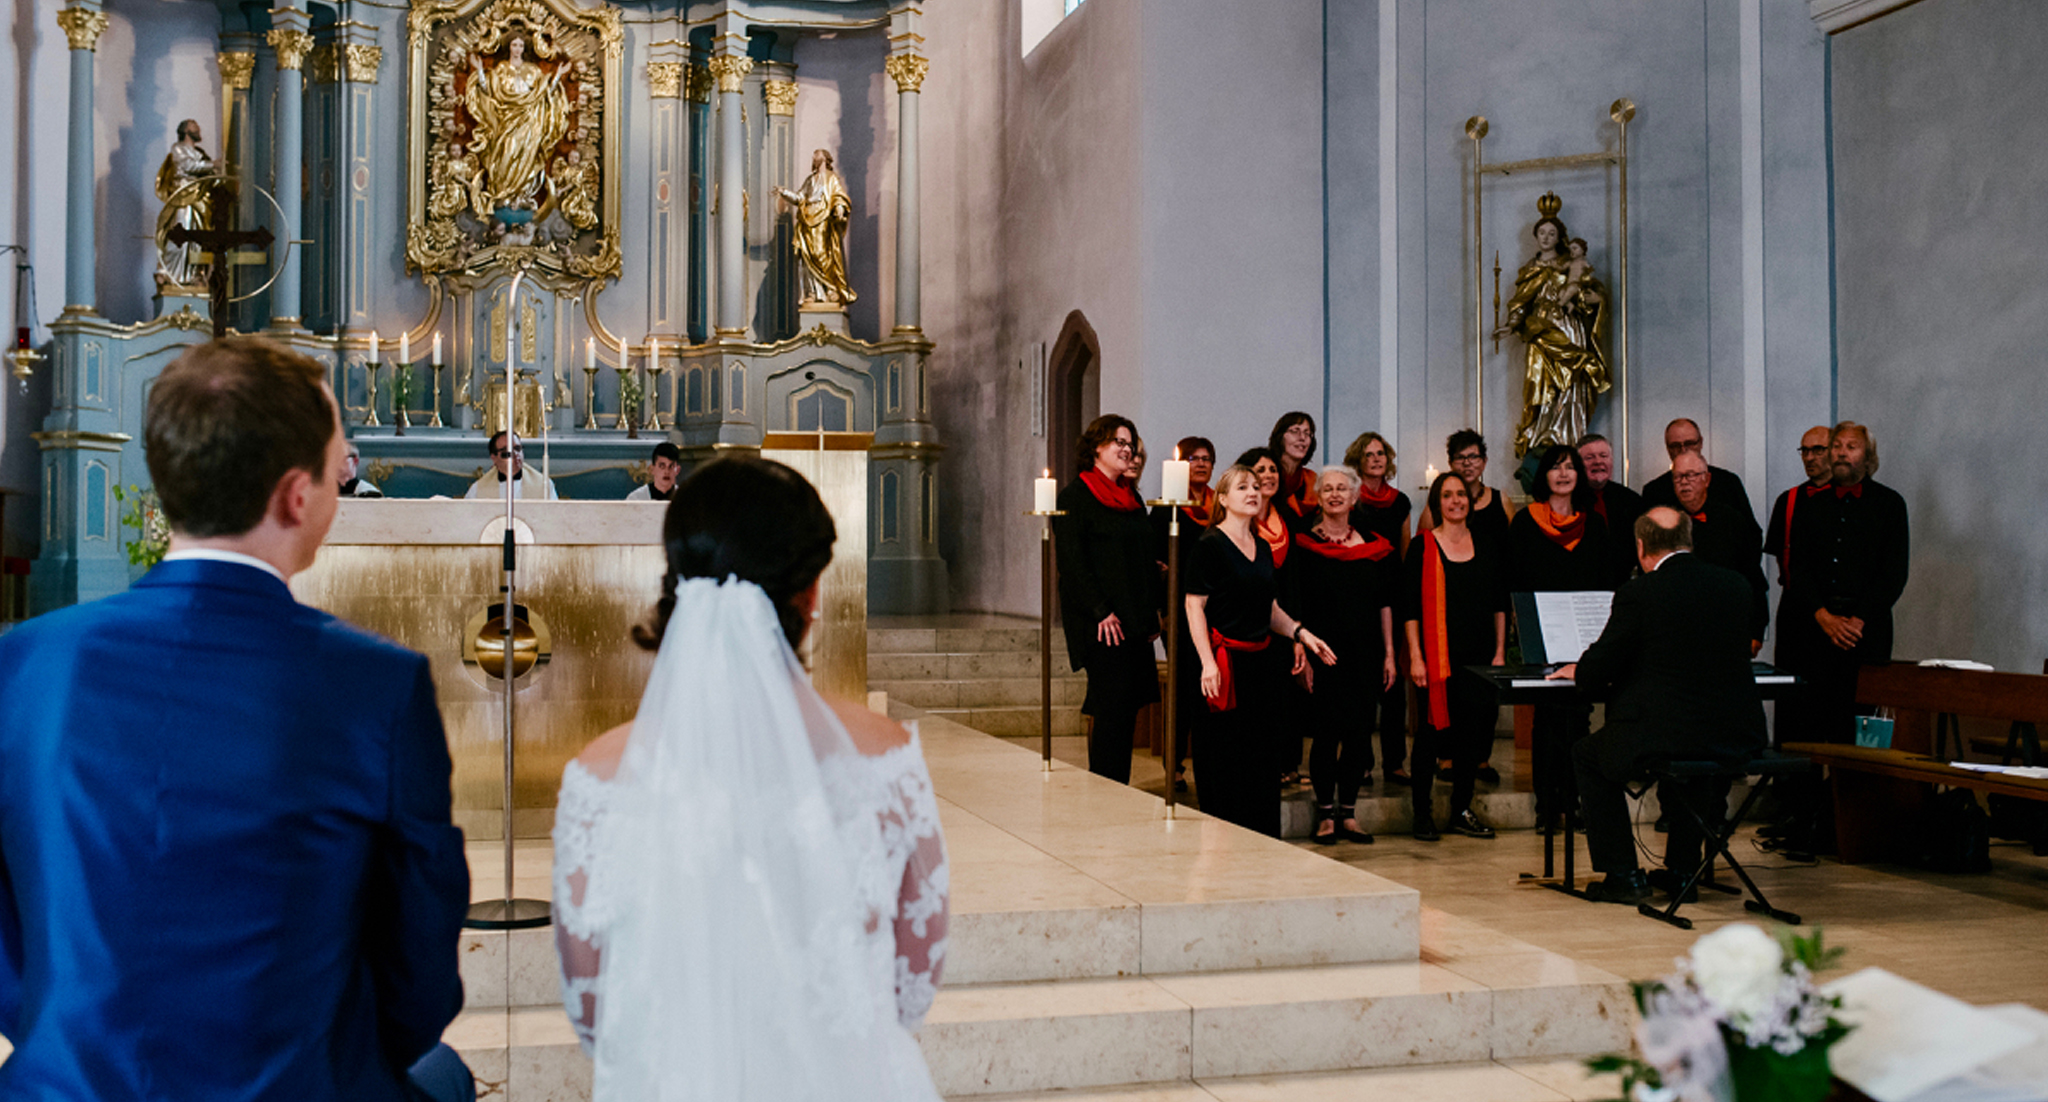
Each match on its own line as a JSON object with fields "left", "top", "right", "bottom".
{"left": 548, "top": 579, "right": 949, "bottom": 1100}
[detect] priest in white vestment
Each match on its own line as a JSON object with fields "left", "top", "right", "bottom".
{"left": 466, "top": 431, "right": 560, "bottom": 501}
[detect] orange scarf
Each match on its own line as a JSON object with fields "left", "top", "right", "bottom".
{"left": 1419, "top": 530, "right": 1453, "bottom": 730}
{"left": 1077, "top": 468, "right": 1142, "bottom": 512}
{"left": 1357, "top": 479, "right": 1399, "bottom": 508}
{"left": 1256, "top": 508, "right": 1291, "bottom": 568}
{"left": 1205, "top": 630, "right": 1271, "bottom": 713}
{"left": 1279, "top": 466, "right": 1318, "bottom": 520}
{"left": 1180, "top": 485, "right": 1216, "bottom": 528}
{"left": 1524, "top": 501, "right": 1585, "bottom": 552}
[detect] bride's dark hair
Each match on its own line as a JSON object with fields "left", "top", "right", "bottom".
{"left": 633, "top": 456, "right": 837, "bottom": 651}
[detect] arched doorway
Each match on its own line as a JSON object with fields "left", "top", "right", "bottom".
{"left": 1046, "top": 310, "right": 1100, "bottom": 485}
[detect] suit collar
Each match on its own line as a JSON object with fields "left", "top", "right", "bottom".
{"left": 134, "top": 557, "right": 297, "bottom": 602}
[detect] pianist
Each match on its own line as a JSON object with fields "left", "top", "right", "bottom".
{"left": 1547, "top": 507, "right": 1769, "bottom": 904}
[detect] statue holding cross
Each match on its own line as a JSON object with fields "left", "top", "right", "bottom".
{"left": 164, "top": 220, "right": 274, "bottom": 340}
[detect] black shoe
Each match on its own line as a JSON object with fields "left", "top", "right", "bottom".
{"left": 1336, "top": 807, "right": 1373, "bottom": 844}
{"left": 1583, "top": 869, "right": 1653, "bottom": 905}
{"left": 1653, "top": 813, "right": 1670, "bottom": 834}
{"left": 1450, "top": 810, "right": 1496, "bottom": 839}
{"left": 1311, "top": 807, "right": 1340, "bottom": 846}
{"left": 1412, "top": 816, "right": 1441, "bottom": 842}
{"left": 1646, "top": 868, "right": 1700, "bottom": 903}
{"left": 1475, "top": 764, "right": 1502, "bottom": 786}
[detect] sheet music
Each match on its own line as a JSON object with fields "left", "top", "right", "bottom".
{"left": 1531, "top": 591, "right": 1614, "bottom": 664}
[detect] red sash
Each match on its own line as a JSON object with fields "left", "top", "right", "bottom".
{"left": 1180, "top": 485, "right": 1216, "bottom": 528}
{"left": 1419, "top": 530, "right": 1453, "bottom": 730}
{"left": 1293, "top": 529, "right": 1394, "bottom": 562}
{"left": 1256, "top": 508, "right": 1291, "bottom": 568}
{"left": 1078, "top": 468, "right": 1142, "bottom": 512}
{"left": 1205, "top": 630, "right": 1271, "bottom": 713}
{"left": 1524, "top": 502, "right": 1585, "bottom": 552}
{"left": 1357, "top": 479, "right": 1399, "bottom": 509}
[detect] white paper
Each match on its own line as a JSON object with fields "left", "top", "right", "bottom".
{"left": 1825, "top": 968, "right": 2036, "bottom": 1102}
{"left": 1902, "top": 1004, "right": 2048, "bottom": 1102}
{"left": 1947, "top": 762, "right": 2048, "bottom": 780}
{"left": 1531, "top": 591, "right": 1613, "bottom": 663}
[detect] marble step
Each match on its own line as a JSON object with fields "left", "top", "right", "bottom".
{"left": 960, "top": 1058, "right": 1617, "bottom": 1101}
{"left": 926, "top": 704, "right": 1089, "bottom": 738}
{"left": 1278, "top": 786, "right": 1540, "bottom": 838}
{"left": 870, "top": 650, "right": 1062, "bottom": 681}
{"left": 871, "top": 626, "right": 1048, "bottom": 654}
{"left": 876, "top": 675, "right": 1089, "bottom": 709}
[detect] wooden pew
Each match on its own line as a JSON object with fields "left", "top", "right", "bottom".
{"left": 1781, "top": 743, "right": 2048, "bottom": 863}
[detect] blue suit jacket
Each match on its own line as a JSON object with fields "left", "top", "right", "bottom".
{"left": 0, "top": 559, "right": 470, "bottom": 1100}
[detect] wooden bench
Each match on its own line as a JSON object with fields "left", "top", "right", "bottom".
{"left": 1780, "top": 743, "right": 2048, "bottom": 864}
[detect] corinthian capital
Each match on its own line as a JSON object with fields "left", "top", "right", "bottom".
{"left": 218, "top": 51, "right": 256, "bottom": 90}
{"left": 56, "top": 6, "right": 110, "bottom": 52}
{"left": 343, "top": 44, "right": 383, "bottom": 83}
{"left": 706, "top": 54, "right": 752, "bottom": 95}
{"left": 648, "top": 61, "right": 683, "bottom": 98}
{"left": 884, "top": 53, "right": 929, "bottom": 94}
{"left": 762, "top": 80, "right": 798, "bottom": 117}
{"left": 267, "top": 27, "right": 314, "bottom": 72}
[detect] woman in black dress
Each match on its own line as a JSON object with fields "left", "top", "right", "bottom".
{"left": 1053, "top": 415, "right": 1160, "bottom": 784}
{"left": 1343, "top": 430, "right": 1414, "bottom": 783}
{"left": 1420, "top": 429, "right": 1513, "bottom": 783}
{"left": 1234, "top": 447, "right": 1307, "bottom": 785}
{"left": 1402, "top": 472, "right": 1509, "bottom": 842}
{"left": 1185, "top": 464, "right": 1336, "bottom": 836}
{"left": 1507, "top": 444, "right": 1614, "bottom": 833}
{"left": 1284, "top": 466, "right": 1398, "bottom": 844}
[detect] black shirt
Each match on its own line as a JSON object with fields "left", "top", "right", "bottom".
{"left": 1354, "top": 489, "right": 1413, "bottom": 550}
{"left": 1468, "top": 488, "right": 1512, "bottom": 557}
{"left": 1587, "top": 481, "right": 1645, "bottom": 580}
{"left": 1280, "top": 529, "right": 1395, "bottom": 656}
{"left": 1401, "top": 534, "right": 1510, "bottom": 665}
{"left": 1780, "top": 480, "right": 1910, "bottom": 661}
{"left": 1506, "top": 507, "right": 1616, "bottom": 593}
{"left": 1053, "top": 480, "right": 1161, "bottom": 669}
{"left": 1686, "top": 509, "right": 1770, "bottom": 642}
{"left": 1185, "top": 527, "right": 1276, "bottom": 644}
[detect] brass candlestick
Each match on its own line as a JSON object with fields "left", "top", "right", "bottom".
{"left": 363, "top": 359, "right": 382, "bottom": 427}
{"left": 582, "top": 364, "right": 600, "bottom": 430}
{"left": 1146, "top": 497, "right": 1196, "bottom": 817}
{"left": 428, "top": 361, "right": 445, "bottom": 428}
{"left": 1025, "top": 507, "right": 1069, "bottom": 772}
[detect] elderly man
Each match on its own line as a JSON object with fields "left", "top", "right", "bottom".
{"left": 1763, "top": 425, "right": 1834, "bottom": 588}
{"left": 626, "top": 441, "right": 683, "bottom": 501}
{"left": 1576, "top": 433, "right": 1644, "bottom": 580}
{"left": 1640, "top": 418, "right": 1758, "bottom": 536}
{"left": 465, "top": 430, "right": 560, "bottom": 501}
{"left": 1669, "top": 452, "right": 1768, "bottom": 650}
{"left": 338, "top": 441, "right": 384, "bottom": 498}
{"left": 1552, "top": 508, "right": 1769, "bottom": 904}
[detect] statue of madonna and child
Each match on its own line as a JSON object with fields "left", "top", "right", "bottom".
{"left": 1495, "top": 192, "right": 1611, "bottom": 458}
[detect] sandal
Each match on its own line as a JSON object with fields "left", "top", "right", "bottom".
{"left": 1336, "top": 805, "right": 1374, "bottom": 844}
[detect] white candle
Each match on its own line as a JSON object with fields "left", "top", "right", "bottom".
{"left": 399, "top": 331, "right": 410, "bottom": 366}
{"left": 647, "top": 336, "right": 658, "bottom": 373}
{"left": 1162, "top": 448, "right": 1190, "bottom": 502}
{"left": 432, "top": 333, "right": 443, "bottom": 365}
{"left": 585, "top": 337, "right": 595, "bottom": 369}
{"left": 1034, "top": 469, "right": 1057, "bottom": 513}
{"left": 1424, "top": 463, "right": 1440, "bottom": 487}
{"left": 368, "top": 331, "right": 381, "bottom": 363}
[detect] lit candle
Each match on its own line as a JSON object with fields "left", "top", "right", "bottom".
{"left": 432, "top": 333, "right": 443, "bottom": 365}
{"left": 367, "top": 331, "right": 381, "bottom": 364}
{"left": 399, "top": 331, "right": 410, "bottom": 366}
{"left": 585, "top": 337, "right": 596, "bottom": 369}
{"left": 1423, "top": 463, "right": 1440, "bottom": 487}
{"left": 1161, "top": 447, "right": 1190, "bottom": 503}
{"left": 1034, "top": 469, "right": 1058, "bottom": 513}
{"left": 647, "top": 335, "right": 658, "bottom": 372}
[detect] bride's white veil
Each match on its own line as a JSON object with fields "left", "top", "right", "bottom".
{"left": 591, "top": 576, "right": 896, "bottom": 1100}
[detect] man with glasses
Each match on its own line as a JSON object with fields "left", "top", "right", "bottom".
{"left": 464, "top": 430, "right": 560, "bottom": 500}
{"left": 1640, "top": 419, "right": 1757, "bottom": 537}
{"left": 1763, "top": 426, "right": 1834, "bottom": 589}
{"left": 1670, "top": 452, "right": 1768, "bottom": 651}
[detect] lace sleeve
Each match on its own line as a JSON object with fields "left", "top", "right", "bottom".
{"left": 551, "top": 761, "right": 610, "bottom": 1055}
{"left": 890, "top": 750, "right": 949, "bottom": 1033}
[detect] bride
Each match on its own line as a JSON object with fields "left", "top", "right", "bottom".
{"left": 551, "top": 456, "right": 948, "bottom": 1099}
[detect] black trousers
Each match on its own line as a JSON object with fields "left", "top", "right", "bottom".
{"left": 1194, "top": 646, "right": 1283, "bottom": 837}
{"left": 1376, "top": 678, "right": 1409, "bottom": 775}
{"left": 1571, "top": 725, "right": 1723, "bottom": 875}
{"left": 1305, "top": 649, "right": 1375, "bottom": 810}
{"left": 1531, "top": 703, "right": 1592, "bottom": 818}
{"left": 1411, "top": 670, "right": 1496, "bottom": 822}
{"left": 1278, "top": 662, "right": 1309, "bottom": 778}
{"left": 1081, "top": 634, "right": 1161, "bottom": 784}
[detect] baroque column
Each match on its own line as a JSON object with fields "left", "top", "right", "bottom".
{"left": 884, "top": 48, "right": 927, "bottom": 334}
{"left": 57, "top": 2, "right": 109, "bottom": 314}
{"left": 267, "top": 6, "right": 314, "bottom": 330}
{"left": 707, "top": 49, "right": 752, "bottom": 338}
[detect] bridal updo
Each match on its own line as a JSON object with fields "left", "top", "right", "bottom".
{"left": 633, "top": 456, "right": 838, "bottom": 651}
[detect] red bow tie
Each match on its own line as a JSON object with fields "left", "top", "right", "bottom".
{"left": 1689, "top": 510, "right": 1707, "bottom": 524}
{"left": 1801, "top": 484, "right": 1827, "bottom": 498}
{"left": 1834, "top": 483, "right": 1864, "bottom": 499}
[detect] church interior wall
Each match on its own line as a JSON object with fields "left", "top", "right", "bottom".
{"left": 792, "top": 29, "right": 897, "bottom": 343}
{"left": 1828, "top": 0, "right": 2048, "bottom": 673}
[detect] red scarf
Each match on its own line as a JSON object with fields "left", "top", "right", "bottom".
{"left": 1256, "top": 508, "right": 1291, "bottom": 568}
{"left": 1180, "top": 485, "right": 1216, "bottom": 528}
{"left": 1524, "top": 501, "right": 1585, "bottom": 552}
{"left": 1293, "top": 528, "right": 1394, "bottom": 562}
{"left": 1357, "top": 478, "right": 1399, "bottom": 509}
{"left": 1205, "top": 630, "right": 1271, "bottom": 713}
{"left": 1078, "top": 468, "right": 1142, "bottom": 512}
{"left": 1278, "top": 466, "right": 1318, "bottom": 520}
{"left": 1419, "top": 530, "right": 1453, "bottom": 730}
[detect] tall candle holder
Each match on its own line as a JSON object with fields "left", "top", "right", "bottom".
{"left": 1025, "top": 506, "right": 1068, "bottom": 772}
{"left": 427, "top": 359, "right": 445, "bottom": 428}
{"left": 1146, "top": 496, "right": 1197, "bottom": 817}
{"left": 582, "top": 363, "right": 600, "bottom": 431}
{"left": 363, "top": 358, "right": 382, "bottom": 428}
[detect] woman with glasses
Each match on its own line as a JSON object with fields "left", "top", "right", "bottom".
{"left": 1268, "top": 413, "right": 1321, "bottom": 531}
{"left": 1153, "top": 436, "right": 1217, "bottom": 793}
{"left": 1186, "top": 464, "right": 1336, "bottom": 836}
{"left": 1053, "top": 415, "right": 1161, "bottom": 784}
{"left": 1402, "top": 471, "right": 1509, "bottom": 842}
{"left": 1507, "top": 444, "right": 1614, "bottom": 833}
{"left": 1343, "top": 431, "right": 1414, "bottom": 783}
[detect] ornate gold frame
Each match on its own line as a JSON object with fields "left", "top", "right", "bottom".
{"left": 404, "top": 0, "right": 623, "bottom": 283}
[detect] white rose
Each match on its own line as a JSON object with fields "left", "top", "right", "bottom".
{"left": 1690, "top": 924, "right": 1784, "bottom": 1024}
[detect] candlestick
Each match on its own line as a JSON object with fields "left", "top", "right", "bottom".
{"left": 432, "top": 332, "right": 443, "bottom": 366}
{"left": 1033, "top": 469, "right": 1058, "bottom": 513}
{"left": 368, "top": 330, "right": 381, "bottom": 364}
{"left": 644, "top": 337, "right": 659, "bottom": 433}
{"left": 582, "top": 363, "right": 600, "bottom": 431}
{"left": 399, "top": 331, "right": 410, "bottom": 367}
{"left": 428, "top": 355, "right": 444, "bottom": 428}
{"left": 363, "top": 358, "right": 381, "bottom": 427}
{"left": 1162, "top": 450, "right": 1190, "bottom": 503}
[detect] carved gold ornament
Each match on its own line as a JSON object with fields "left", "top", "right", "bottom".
{"left": 56, "top": 6, "right": 109, "bottom": 52}
{"left": 217, "top": 51, "right": 256, "bottom": 90}
{"left": 308, "top": 43, "right": 340, "bottom": 84}
{"left": 344, "top": 44, "right": 384, "bottom": 83}
{"left": 268, "top": 28, "right": 315, "bottom": 72}
{"left": 685, "top": 64, "right": 713, "bottom": 104}
{"left": 884, "top": 54, "right": 929, "bottom": 94}
{"left": 647, "top": 61, "right": 682, "bottom": 98}
{"left": 762, "top": 79, "right": 797, "bottom": 117}
{"left": 706, "top": 54, "right": 752, "bottom": 95}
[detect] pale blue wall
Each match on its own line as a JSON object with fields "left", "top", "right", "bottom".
{"left": 1831, "top": 0, "right": 2048, "bottom": 671}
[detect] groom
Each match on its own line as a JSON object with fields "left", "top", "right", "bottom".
{"left": 0, "top": 338, "right": 473, "bottom": 1100}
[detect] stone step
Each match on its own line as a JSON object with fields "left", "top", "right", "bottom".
{"left": 927, "top": 705, "right": 1089, "bottom": 738}
{"left": 870, "top": 651, "right": 1069, "bottom": 681}
{"left": 960, "top": 1058, "right": 1617, "bottom": 1101}
{"left": 870, "top": 626, "right": 1048, "bottom": 654}
{"left": 1278, "top": 787, "right": 1541, "bottom": 838}
{"left": 875, "top": 676, "right": 1089, "bottom": 709}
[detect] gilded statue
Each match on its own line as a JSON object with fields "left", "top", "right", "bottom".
{"left": 776, "top": 148, "right": 857, "bottom": 305}
{"left": 463, "top": 34, "right": 571, "bottom": 216}
{"left": 154, "top": 119, "right": 221, "bottom": 291}
{"left": 1495, "top": 193, "right": 1609, "bottom": 455}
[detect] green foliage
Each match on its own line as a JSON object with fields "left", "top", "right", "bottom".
{"left": 111, "top": 484, "right": 169, "bottom": 569}
{"left": 616, "top": 369, "right": 645, "bottom": 413}
{"left": 387, "top": 363, "right": 416, "bottom": 410}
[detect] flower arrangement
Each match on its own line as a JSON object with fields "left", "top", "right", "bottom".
{"left": 615, "top": 369, "right": 645, "bottom": 439}
{"left": 1588, "top": 923, "right": 1851, "bottom": 1102}
{"left": 388, "top": 363, "right": 416, "bottom": 433}
{"left": 112, "top": 484, "right": 169, "bottom": 569}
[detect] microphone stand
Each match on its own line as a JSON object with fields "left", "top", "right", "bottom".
{"left": 466, "top": 263, "right": 551, "bottom": 931}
